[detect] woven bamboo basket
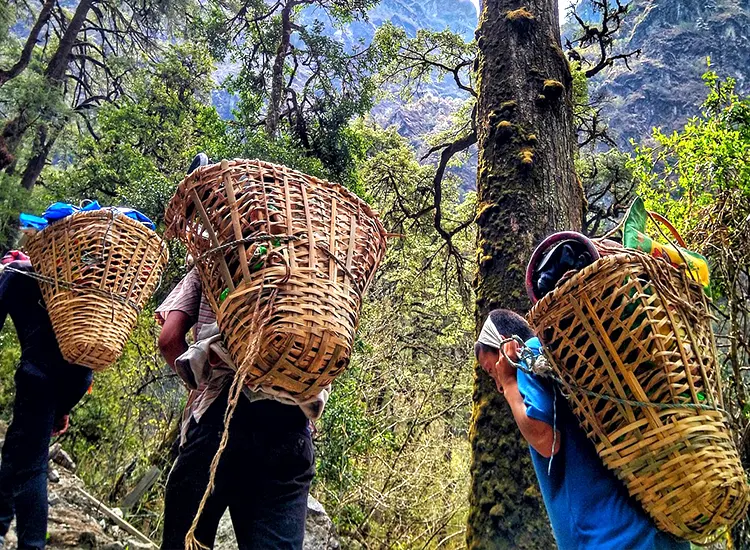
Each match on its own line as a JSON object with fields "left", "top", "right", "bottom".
{"left": 528, "top": 252, "right": 750, "bottom": 542}
{"left": 165, "top": 159, "right": 387, "bottom": 400}
{"left": 25, "top": 210, "right": 169, "bottom": 370}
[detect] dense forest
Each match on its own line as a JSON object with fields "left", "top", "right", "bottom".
{"left": 0, "top": 0, "right": 748, "bottom": 548}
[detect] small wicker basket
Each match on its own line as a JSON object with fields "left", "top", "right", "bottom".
{"left": 25, "top": 210, "right": 169, "bottom": 370}
{"left": 165, "top": 159, "right": 387, "bottom": 400}
{"left": 528, "top": 252, "right": 750, "bottom": 542}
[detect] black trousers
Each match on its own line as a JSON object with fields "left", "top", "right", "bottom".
{"left": 161, "top": 390, "right": 314, "bottom": 550}
{"left": 0, "top": 360, "right": 92, "bottom": 550}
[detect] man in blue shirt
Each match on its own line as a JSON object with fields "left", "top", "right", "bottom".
{"left": 475, "top": 309, "right": 689, "bottom": 550}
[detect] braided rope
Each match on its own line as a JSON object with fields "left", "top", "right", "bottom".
{"left": 184, "top": 254, "right": 277, "bottom": 550}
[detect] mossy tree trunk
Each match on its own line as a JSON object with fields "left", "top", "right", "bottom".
{"left": 467, "top": 1, "right": 583, "bottom": 548}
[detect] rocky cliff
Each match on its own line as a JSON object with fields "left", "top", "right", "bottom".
{"left": 370, "top": 0, "right": 750, "bottom": 151}
{"left": 585, "top": 0, "right": 750, "bottom": 145}
{"left": 339, "top": 0, "right": 477, "bottom": 46}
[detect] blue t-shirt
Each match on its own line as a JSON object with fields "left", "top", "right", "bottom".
{"left": 520, "top": 338, "right": 689, "bottom": 550}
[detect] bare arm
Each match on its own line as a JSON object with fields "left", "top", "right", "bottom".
{"left": 503, "top": 378, "right": 561, "bottom": 458}
{"left": 158, "top": 310, "right": 193, "bottom": 369}
{"left": 491, "top": 341, "right": 561, "bottom": 458}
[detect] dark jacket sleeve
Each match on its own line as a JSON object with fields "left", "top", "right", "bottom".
{"left": 0, "top": 262, "right": 33, "bottom": 331}
{"left": 0, "top": 267, "right": 16, "bottom": 332}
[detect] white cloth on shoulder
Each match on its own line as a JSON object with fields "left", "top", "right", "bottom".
{"left": 174, "top": 322, "right": 330, "bottom": 421}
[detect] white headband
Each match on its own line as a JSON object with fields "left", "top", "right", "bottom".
{"left": 476, "top": 316, "right": 505, "bottom": 350}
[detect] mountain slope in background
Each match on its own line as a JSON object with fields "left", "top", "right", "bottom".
{"left": 366, "top": 0, "right": 750, "bottom": 187}
{"left": 345, "top": 0, "right": 479, "bottom": 187}
{"left": 585, "top": 0, "right": 750, "bottom": 145}
{"left": 339, "top": 0, "right": 477, "bottom": 47}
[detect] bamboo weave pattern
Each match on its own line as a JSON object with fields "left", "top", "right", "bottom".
{"left": 165, "top": 159, "right": 387, "bottom": 400}
{"left": 25, "top": 210, "right": 169, "bottom": 370}
{"left": 528, "top": 252, "right": 750, "bottom": 542}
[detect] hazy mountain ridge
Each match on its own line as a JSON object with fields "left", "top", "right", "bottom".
{"left": 592, "top": 0, "right": 750, "bottom": 145}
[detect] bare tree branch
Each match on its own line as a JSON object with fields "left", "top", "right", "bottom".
{"left": 0, "top": 0, "right": 56, "bottom": 88}
{"left": 565, "top": 0, "right": 641, "bottom": 79}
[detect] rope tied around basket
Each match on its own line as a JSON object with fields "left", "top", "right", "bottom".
{"left": 194, "top": 232, "right": 301, "bottom": 264}
{"left": 497, "top": 337, "right": 729, "bottom": 415}
{"left": 196, "top": 232, "right": 363, "bottom": 296}
{"left": 0, "top": 263, "right": 143, "bottom": 313}
{"left": 497, "top": 335, "right": 729, "bottom": 479}
{"left": 183, "top": 252, "right": 279, "bottom": 550}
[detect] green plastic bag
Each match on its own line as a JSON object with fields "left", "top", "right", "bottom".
{"left": 623, "top": 198, "right": 711, "bottom": 294}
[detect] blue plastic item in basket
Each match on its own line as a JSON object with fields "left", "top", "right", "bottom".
{"left": 19, "top": 213, "right": 48, "bottom": 231}
{"left": 114, "top": 207, "right": 155, "bottom": 230}
{"left": 20, "top": 201, "right": 155, "bottom": 231}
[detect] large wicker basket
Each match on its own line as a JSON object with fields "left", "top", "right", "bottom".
{"left": 528, "top": 252, "right": 750, "bottom": 542}
{"left": 165, "top": 159, "right": 387, "bottom": 400}
{"left": 25, "top": 210, "right": 169, "bottom": 370}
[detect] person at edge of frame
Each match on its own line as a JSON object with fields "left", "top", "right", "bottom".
{"left": 475, "top": 308, "right": 690, "bottom": 550}
{"left": 0, "top": 251, "right": 93, "bottom": 550}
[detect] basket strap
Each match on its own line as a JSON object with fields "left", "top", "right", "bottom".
{"left": 647, "top": 211, "right": 687, "bottom": 247}
{"left": 222, "top": 159, "right": 252, "bottom": 283}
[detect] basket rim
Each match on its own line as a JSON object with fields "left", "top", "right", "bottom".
{"left": 527, "top": 251, "right": 704, "bottom": 325}
{"left": 164, "top": 158, "right": 388, "bottom": 240}
{"left": 25, "top": 208, "right": 168, "bottom": 259}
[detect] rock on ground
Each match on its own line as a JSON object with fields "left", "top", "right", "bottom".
{"left": 1, "top": 465, "right": 130, "bottom": 550}
{"left": 1, "top": 421, "right": 339, "bottom": 549}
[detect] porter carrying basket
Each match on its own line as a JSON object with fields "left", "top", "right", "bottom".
{"left": 25, "top": 210, "right": 169, "bottom": 370}
{"left": 165, "top": 159, "right": 387, "bottom": 400}
{"left": 528, "top": 250, "right": 750, "bottom": 542}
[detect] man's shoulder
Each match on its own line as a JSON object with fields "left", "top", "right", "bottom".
{"left": 1, "top": 261, "right": 35, "bottom": 289}
{"left": 156, "top": 268, "right": 203, "bottom": 316}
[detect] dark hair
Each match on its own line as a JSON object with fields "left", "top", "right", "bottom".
{"left": 475, "top": 309, "right": 534, "bottom": 359}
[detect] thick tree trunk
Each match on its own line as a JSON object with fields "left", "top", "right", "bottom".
{"left": 44, "top": 0, "right": 95, "bottom": 83}
{"left": 21, "top": 121, "right": 65, "bottom": 190}
{"left": 265, "top": 0, "right": 295, "bottom": 137}
{"left": 467, "top": 1, "right": 583, "bottom": 549}
{"left": 0, "top": 0, "right": 94, "bottom": 173}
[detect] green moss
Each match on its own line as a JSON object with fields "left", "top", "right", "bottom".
{"left": 493, "top": 120, "right": 517, "bottom": 143}
{"left": 489, "top": 503, "right": 505, "bottom": 517}
{"left": 550, "top": 40, "right": 568, "bottom": 65}
{"left": 499, "top": 100, "right": 517, "bottom": 113}
{"left": 475, "top": 201, "right": 495, "bottom": 222}
{"left": 496, "top": 120, "right": 513, "bottom": 132}
{"left": 479, "top": 254, "right": 494, "bottom": 266}
{"left": 519, "top": 147, "right": 534, "bottom": 166}
{"left": 524, "top": 484, "right": 541, "bottom": 499}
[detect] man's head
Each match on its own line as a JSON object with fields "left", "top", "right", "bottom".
{"left": 475, "top": 309, "right": 534, "bottom": 389}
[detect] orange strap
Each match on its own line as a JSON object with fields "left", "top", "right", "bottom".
{"left": 647, "top": 211, "right": 687, "bottom": 248}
